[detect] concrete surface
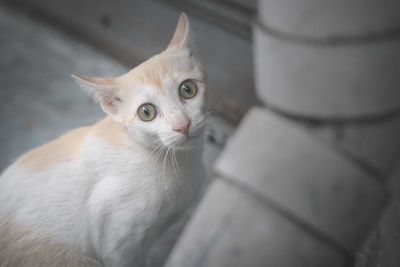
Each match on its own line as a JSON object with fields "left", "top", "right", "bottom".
{"left": 215, "top": 107, "right": 387, "bottom": 252}
{"left": 310, "top": 114, "right": 400, "bottom": 177}
{"left": 355, "top": 163, "right": 400, "bottom": 267}
{"left": 165, "top": 179, "right": 349, "bottom": 267}
{"left": 259, "top": 0, "right": 400, "bottom": 38}
{"left": 254, "top": 21, "right": 400, "bottom": 118}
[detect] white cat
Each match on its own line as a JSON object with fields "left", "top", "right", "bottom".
{"left": 0, "top": 13, "right": 206, "bottom": 267}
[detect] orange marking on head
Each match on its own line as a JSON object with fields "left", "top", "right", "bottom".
{"left": 19, "top": 127, "right": 91, "bottom": 171}
{"left": 132, "top": 59, "right": 169, "bottom": 93}
{"left": 147, "top": 69, "right": 163, "bottom": 90}
{"left": 135, "top": 74, "right": 146, "bottom": 85}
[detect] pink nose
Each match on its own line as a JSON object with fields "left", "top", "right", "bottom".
{"left": 173, "top": 120, "right": 191, "bottom": 136}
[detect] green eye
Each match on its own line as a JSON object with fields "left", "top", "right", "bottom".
{"left": 138, "top": 103, "right": 156, "bottom": 122}
{"left": 179, "top": 80, "right": 197, "bottom": 99}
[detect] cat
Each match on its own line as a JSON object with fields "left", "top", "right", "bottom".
{"left": 0, "top": 13, "right": 207, "bottom": 267}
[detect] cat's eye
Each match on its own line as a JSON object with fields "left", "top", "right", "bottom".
{"left": 179, "top": 80, "right": 197, "bottom": 99}
{"left": 137, "top": 103, "right": 157, "bottom": 122}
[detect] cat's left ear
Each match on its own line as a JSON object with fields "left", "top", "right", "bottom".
{"left": 166, "top": 13, "right": 192, "bottom": 51}
{"left": 72, "top": 74, "right": 124, "bottom": 121}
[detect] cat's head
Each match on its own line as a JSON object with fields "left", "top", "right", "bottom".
{"left": 73, "top": 14, "right": 207, "bottom": 150}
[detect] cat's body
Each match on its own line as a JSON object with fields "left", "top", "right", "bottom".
{"left": 0, "top": 117, "right": 204, "bottom": 266}
{"left": 0, "top": 14, "right": 206, "bottom": 267}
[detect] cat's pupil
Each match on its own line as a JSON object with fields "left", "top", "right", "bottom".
{"left": 143, "top": 107, "right": 149, "bottom": 116}
{"left": 183, "top": 85, "right": 191, "bottom": 93}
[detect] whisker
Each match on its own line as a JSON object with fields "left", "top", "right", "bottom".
{"left": 145, "top": 142, "right": 163, "bottom": 162}
{"left": 170, "top": 149, "right": 179, "bottom": 188}
{"left": 151, "top": 144, "right": 166, "bottom": 179}
{"left": 173, "top": 150, "right": 180, "bottom": 179}
{"left": 176, "top": 150, "right": 187, "bottom": 191}
{"left": 173, "top": 150, "right": 183, "bottom": 179}
{"left": 163, "top": 147, "right": 170, "bottom": 181}
{"left": 201, "top": 110, "right": 215, "bottom": 117}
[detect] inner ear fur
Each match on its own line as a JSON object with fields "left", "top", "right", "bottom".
{"left": 72, "top": 74, "right": 123, "bottom": 116}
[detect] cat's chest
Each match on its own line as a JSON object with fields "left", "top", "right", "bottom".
{"left": 86, "top": 148, "right": 204, "bottom": 263}
{"left": 87, "top": 147, "right": 204, "bottom": 223}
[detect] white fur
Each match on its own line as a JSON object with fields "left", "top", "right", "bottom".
{"left": 0, "top": 131, "right": 205, "bottom": 267}
{"left": 0, "top": 13, "right": 207, "bottom": 267}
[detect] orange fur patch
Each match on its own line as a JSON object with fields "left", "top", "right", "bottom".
{"left": 135, "top": 60, "right": 169, "bottom": 93}
{"left": 19, "top": 127, "right": 90, "bottom": 171}
{"left": 19, "top": 117, "right": 130, "bottom": 171}
{"left": 146, "top": 68, "right": 163, "bottom": 90}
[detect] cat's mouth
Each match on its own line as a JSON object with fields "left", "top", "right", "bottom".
{"left": 164, "top": 132, "right": 203, "bottom": 151}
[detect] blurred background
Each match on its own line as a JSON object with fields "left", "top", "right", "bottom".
{"left": 0, "top": 0, "right": 400, "bottom": 266}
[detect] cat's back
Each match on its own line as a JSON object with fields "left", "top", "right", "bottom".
{"left": 1, "top": 117, "right": 130, "bottom": 180}
{"left": 17, "top": 126, "right": 91, "bottom": 172}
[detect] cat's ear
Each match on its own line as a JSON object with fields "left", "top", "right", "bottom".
{"left": 72, "top": 74, "right": 123, "bottom": 119}
{"left": 166, "top": 13, "right": 191, "bottom": 51}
